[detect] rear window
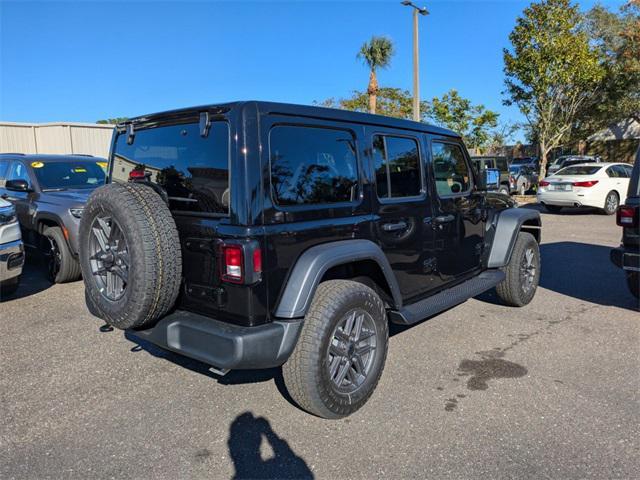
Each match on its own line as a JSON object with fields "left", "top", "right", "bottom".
{"left": 269, "top": 125, "right": 358, "bottom": 206}
{"left": 556, "top": 166, "right": 601, "bottom": 176}
{"left": 373, "top": 135, "right": 421, "bottom": 199}
{"left": 112, "top": 121, "right": 230, "bottom": 215}
{"left": 32, "top": 161, "right": 105, "bottom": 190}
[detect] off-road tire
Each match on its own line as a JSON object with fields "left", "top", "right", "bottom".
{"left": 0, "top": 277, "right": 20, "bottom": 299}
{"left": 283, "top": 280, "right": 389, "bottom": 419}
{"left": 544, "top": 204, "right": 563, "bottom": 214}
{"left": 496, "top": 232, "right": 540, "bottom": 307}
{"left": 79, "top": 182, "right": 182, "bottom": 330}
{"left": 626, "top": 271, "right": 639, "bottom": 299}
{"left": 43, "top": 226, "right": 81, "bottom": 283}
{"left": 603, "top": 191, "right": 619, "bottom": 215}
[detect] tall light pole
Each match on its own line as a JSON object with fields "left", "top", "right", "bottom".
{"left": 401, "top": 1, "right": 428, "bottom": 122}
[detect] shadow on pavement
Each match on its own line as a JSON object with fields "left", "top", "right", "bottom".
{"left": 1, "top": 252, "right": 52, "bottom": 302}
{"left": 538, "top": 241, "right": 638, "bottom": 311}
{"left": 227, "top": 412, "right": 313, "bottom": 480}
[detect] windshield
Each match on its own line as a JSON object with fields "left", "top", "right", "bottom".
{"left": 555, "top": 165, "right": 601, "bottom": 176}
{"left": 509, "top": 166, "right": 521, "bottom": 174}
{"left": 32, "top": 161, "right": 105, "bottom": 190}
{"left": 112, "top": 121, "right": 230, "bottom": 215}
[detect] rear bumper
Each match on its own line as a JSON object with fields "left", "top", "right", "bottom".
{"left": 130, "top": 310, "right": 304, "bottom": 370}
{"left": 0, "top": 239, "right": 24, "bottom": 282}
{"left": 611, "top": 246, "right": 640, "bottom": 272}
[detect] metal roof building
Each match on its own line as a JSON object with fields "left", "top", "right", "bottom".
{"left": 0, "top": 122, "right": 114, "bottom": 157}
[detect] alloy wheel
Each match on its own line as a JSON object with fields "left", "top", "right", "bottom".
{"left": 46, "top": 237, "right": 62, "bottom": 282}
{"left": 520, "top": 247, "right": 537, "bottom": 294}
{"left": 88, "top": 215, "right": 130, "bottom": 301}
{"left": 606, "top": 193, "right": 618, "bottom": 214}
{"left": 326, "top": 308, "right": 378, "bottom": 393}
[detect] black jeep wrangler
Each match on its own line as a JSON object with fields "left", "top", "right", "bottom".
{"left": 80, "top": 102, "right": 541, "bottom": 418}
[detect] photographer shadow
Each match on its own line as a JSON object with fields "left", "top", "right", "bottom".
{"left": 228, "top": 411, "right": 313, "bottom": 480}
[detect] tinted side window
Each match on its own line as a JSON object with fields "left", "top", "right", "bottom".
{"left": 613, "top": 165, "right": 630, "bottom": 178}
{"left": 270, "top": 126, "right": 358, "bottom": 206}
{"left": 606, "top": 166, "right": 618, "bottom": 178}
{"left": 373, "top": 135, "right": 421, "bottom": 199}
{"left": 0, "top": 160, "right": 9, "bottom": 180}
{"left": 496, "top": 158, "right": 508, "bottom": 171}
{"left": 7, "top": 161, "right": 30, "bottom": 183}
{"left": 432, "top": 142, "right": 471, "bottom": 196}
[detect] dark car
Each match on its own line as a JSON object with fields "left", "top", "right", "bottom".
{"left": 0, "top": 154, "right": 106, "bottom": 283}
{"left": 471, "top": 156, "right": 510, "bottom": 195}
{"left": 547, "top": 155, "right": 601, "bottom": 176}
{"left": 509, "top": 164, "right": 539, "bottom": 195}
{"left": 79, "top": 101, "right": 541, "bottom": 418}
{"left": 511, "top": 156, "right": 539, "bottom": 169}
{"left": 610, "top": 151, "right": 640, "bottom": 299}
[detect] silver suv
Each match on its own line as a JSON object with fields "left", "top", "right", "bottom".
{"left": 0, "top": 198, "right": 24, "bottom": 297}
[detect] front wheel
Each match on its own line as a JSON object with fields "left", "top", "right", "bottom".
{"left": 603, "top": 191, "right": 619, "bottom": 215}
{"left": 283, "top": 280, "right": 389, "bottom": 419}
{"left": 626, "top": 272, "right": 639, "bottom": 299}
{"left": 496, "top": 232, "right": 540, "bottom": 307}
{"left": 43, "top": 226, "right": 81, "bottom": 283}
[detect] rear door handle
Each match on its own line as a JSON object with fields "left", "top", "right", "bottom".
{"left": 382, "top": 221, "right": 408, "bottom": 232}
{"left": 433, "top": 214, "right": 455, "bottom": 225}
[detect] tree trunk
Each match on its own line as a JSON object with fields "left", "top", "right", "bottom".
{"left": 539, "top": 143, "right": 548, "bottom": 179}
{"left": 367, "top": 70, "right": 378, "bottom": 114}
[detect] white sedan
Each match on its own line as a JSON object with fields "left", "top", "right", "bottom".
{"left": 537, "top": 162, "right": 634, "bottom": 215}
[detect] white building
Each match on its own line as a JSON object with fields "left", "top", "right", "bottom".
{"left": 0, "top": 122, "right": 115, "bottom": 158}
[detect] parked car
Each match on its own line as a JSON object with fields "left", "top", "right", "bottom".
{"left": 471, "top": 156, "right": 510, "bottom": 195}
{"left": 0, "top": 197, "right": 24, "bottom": 297}
{"left": 547, "top": 155, "right": 601, "bottom": 176}
{"left": 610, "top": 152, "right": 639, "bottom": 299}
{"left": 79, "top": 101, "right": 541, "bottom": 419}
{"left": 537, "top": 162, "right": 633, "bottom": 214}
{"left": 509, "top": 164, "right": 539, "bottom": 195}
{"left": 0, "top": 154, "right": 106, "bottom": 283}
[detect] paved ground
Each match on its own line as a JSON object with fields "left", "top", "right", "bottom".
{"left": 1, "top": 206, "right": 638, "bottom": 479}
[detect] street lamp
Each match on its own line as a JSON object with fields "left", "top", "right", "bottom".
{"left": 401, "top": 1, "right": 428, "bottom": 122}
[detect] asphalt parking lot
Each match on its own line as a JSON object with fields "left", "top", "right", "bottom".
{"left": 1, "top": 206, "right": 638, "bottom": 480}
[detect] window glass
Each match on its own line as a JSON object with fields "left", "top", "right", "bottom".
{"left": 622, "top": 165, "right": 633, "bottom": 178}
{"left": 113, "top": 121, "right": 230, "bottom": 215}
{"left": 606, "top": 166, "right": 618, "bottom": 178}
{"left": 613, "top": 164, "right": 630, "bottom": 178}
{"left": 432, "top": 142, "right": 471, "bottom": 196}
{"left": 270, "top": 126, "right": 358, "bottom": 206}
{"left": 373, "top": 135, "right": 421, "bottom": 199}
{"left": 7, "top": 162, "right": 30, "bottom": 183}
{"left": 557, "top": 165, "right": 601, "bottom": 175}
{"left": 32, "top": 161, "right": 105, "bottom": 190}
{"left": 495, "top": 158, "right": 508, "bottom": 171}
{"left": 0, "top": 160, "right": 9, "bottom": 180}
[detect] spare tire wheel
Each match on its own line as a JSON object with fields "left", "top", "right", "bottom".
{"left": 79, "top": 182, "right": 182, "bottom": 330}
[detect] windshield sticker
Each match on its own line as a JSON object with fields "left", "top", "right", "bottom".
{"left": 96, "top": 161, "right": 108, "bottom": 169}
{"left": 31, "top": 161, "right": 44, "bottom": 168}
{"left": 73, "top": 167, "right": 87, "bottom": 173}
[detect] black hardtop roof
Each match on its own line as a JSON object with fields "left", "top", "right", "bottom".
{"left": 122, "top": 100, "right": 460, "bottom": 138}
{"left": 0, "top": 153, "right": 106, "bottom": 163}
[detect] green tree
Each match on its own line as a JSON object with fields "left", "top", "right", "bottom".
{"left": 503, "top": 0, "right": 605, "bottom": 177}
{"left": 317, "top": 87, "right": 420, "bottom": 119}
{"left": 96, "top": 117, "right": 128, "bottom": 125}
{"left": 574, "top": 2, "right": 640, "bottom": 139}
{"left": 423, "top": 89, "right": 499, "bottom": 151}
{"left": 357, "top": 36, "right": 395, "bottom": 114}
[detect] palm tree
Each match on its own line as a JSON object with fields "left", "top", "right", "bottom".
{"left": 357, "top": 36, "right": 395, "bottom": 114}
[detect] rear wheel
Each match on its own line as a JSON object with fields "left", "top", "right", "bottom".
{"left": 496, "top": 232, "right": 540, "bottom": 307}
{"left": 79, "top": 182, "right": 182, "bottom": 330}
{"left": 603, "top": 191, "right": 619, "bottom": 215}
{"left": 544, "top": 204, "right": 563, "bottom": 213}
{"left": 498, "top": 185, "right": 510, "bottom": 195}
{"left": 283, "top": 280, "right": 389, "bottom": 419}
{"left": 626, "top": 272, "right": 639, "bottom": 299}
{"left": 43, "top": 226, "right": 81, "bottom": 283}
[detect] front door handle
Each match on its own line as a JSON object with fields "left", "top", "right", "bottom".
{"left": 433, "top": 214, "right": 455, "bottom": 225}
{"left": 382, "top": 221, "right": 408, "bottom": 232}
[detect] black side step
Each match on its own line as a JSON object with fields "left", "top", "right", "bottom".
{"left": 388, "top": 270, "right": 505, "bottom": 325}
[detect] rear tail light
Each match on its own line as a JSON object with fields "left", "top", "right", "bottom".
{"left": 617, "top": 206, "right": 638, "bottom": 228}
{"left": 219, "top": 241, "right": 262, "bottom": 284}
{"left": 222, "top": 245, "right": 243, "bottom": 283}
{"left": 539, "top": 180, "right": 550, "bottom": 187}
{"left": 572, "top": 180, "right": 599, "bottom": 187}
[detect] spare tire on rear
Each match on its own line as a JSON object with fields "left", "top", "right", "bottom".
{"left": 79, "top": 182, "right": 182, "bottom": 330}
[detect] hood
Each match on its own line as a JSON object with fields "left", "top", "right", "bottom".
{"left": 40, "top": 188, "right": 93, "bottom": 205}
{"left": 0, "top": 198, "right": 12, "bottom": 208}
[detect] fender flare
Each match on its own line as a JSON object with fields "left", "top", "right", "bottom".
{"left": 487, "top": 208, "right": 541, "bottom": 268}
{"left": 274, "top": 239, "right": 402, "bottom": 319}
{"left": 34, "top": 212, "right": 75, "bottom": 253}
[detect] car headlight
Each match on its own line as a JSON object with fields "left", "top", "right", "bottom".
{"left": 69, "top": 208, "right": 84, "bottom": 219}
{"left": 0, "top": 204, "right": 17, "bottom": 225}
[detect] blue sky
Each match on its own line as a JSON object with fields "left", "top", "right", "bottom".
{"left": 0, "top": 0, "right": 626, "bottom": 140}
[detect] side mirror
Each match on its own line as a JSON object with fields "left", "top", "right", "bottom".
{"left": 5, "top": 179, "right": 31, "bottom": 192}
{"left": 477, "top": 168, "right": 500, "bottom": 192}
